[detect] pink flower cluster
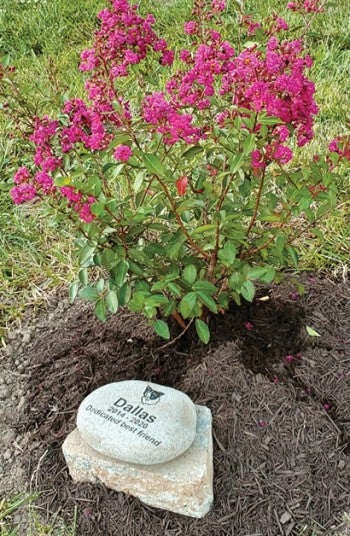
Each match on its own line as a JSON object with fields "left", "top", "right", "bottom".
{"left": 79, "top": 0, "right": 173, "bottom": 78}
{"left": 11, "top": 166, "right": 55, "bottom": 204}
{"left": 10, "top": 0, "right": 325, "bottom": 217}
{"left": 113, "top": 144, "right": 133, "bottom": 161}
{"left": 143, "top": 92, "right": 202, "bottom": 145}
{"left": 221, "top": 38, "right": 317, "bottom": 146}
{"left": 60, "top": 187, "right": 95, "bottom": 223}
{"left": 10, "top": 165, "right": 94, "bottom": 222}
{"left": 11, "top": 183, "right": 36, "bottom": 204}
{"left": 30, "top": 116, "right": 62, "bottom": 172}
{"left": 167, "top": 33, "right": 234, "bottom": 110}
{"left": 242, "top": 15, "right": 261, "bottom": 36}
{"left": 329, "top": 136, "right": 350, "bottom": 161}
{"left": 287, "top": 0, "right": 323, "bottom": 13}
{"left": 62, "top": 98, "right": 109, "bottom": 152}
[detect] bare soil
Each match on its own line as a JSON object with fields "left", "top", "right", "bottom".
{"left": 1, "top": 275, "right": 350, "bottom": 535}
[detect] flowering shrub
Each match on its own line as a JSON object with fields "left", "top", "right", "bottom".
{"left": 3, "top": 0, "right": 348, "bottom": 342}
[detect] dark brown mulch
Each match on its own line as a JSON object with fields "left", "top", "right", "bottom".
{"left": 16, "top": 276, "right": 350, "bottom": 535}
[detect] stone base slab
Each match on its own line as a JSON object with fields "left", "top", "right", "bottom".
{"left": 62, "top": 405, "right": 213, "bottom": 518}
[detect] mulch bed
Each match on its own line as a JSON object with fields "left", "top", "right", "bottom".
{"left": 12, "top": 276, "right": 350, "bottom": 534}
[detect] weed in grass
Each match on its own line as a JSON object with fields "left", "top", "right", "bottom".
{"left": 0, "top": 493, "right": 37, "bottom": 536}
{"left": 0, "top": 492, "right": 77, "bottom": 536}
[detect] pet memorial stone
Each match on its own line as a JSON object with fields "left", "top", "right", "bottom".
{"left": 63, "top": 405, "right": 213, "bottom": 518}
{"left": 76, "top": 380, "right": 197, "bottom": 465}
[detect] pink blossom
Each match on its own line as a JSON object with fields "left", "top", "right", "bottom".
{"left": 79, "top": 202, "right": 95, "bottom": 223}
{"left": 161, "top": 50, "right": 175, "bottom": 66}
{"left": 60, "top": 186, "right": 82, "bottom": 205}
{"left": 113, "top": 144, "right": 133, "bottom": 161}
{"left": 34, "top": 171, "right": 55, "bottom": 194}
{"left": 30, "top": 116, "right": 62, "bottom": 172}
{"left": 287, "top": 0, "right": 323, "bottom": 13}
{"left": 79, "top": 49, "right": 97, "bottom": 72}
{"left": 143, "top": 92, "right": 202, "bottom": 145}
{"left": 179, "top": 49, "right": 193, "bottom": 63}
{"left": 272, "top": 144, "right": 293, "bottom": 164}
{"left": 13, "top": 167, "right": 30, "bottom": 185}
{"left": 251, "top": 150, "right": 266, "bottom": 170}
{"left": 60, "top": 187, "right": 95, "bottom": 223}
{"left": 329, "top": 136, "right": 350, "bottom": 161}
{"left": 212, "top": 0, "right": 226, "bottom": 11}
{"left": 184, "top": 21, "right": 197, "bottom": 35}
{"left": 274, "top": 125, "right": 290, "bottom": 142}
{"left": 10, "top": 184, "right": 36, "bottom": 204}
{"left": 276, "top": 17, "right": 289, "bottom": 31}
{"left": 153, "top": 39, "right": 168, "bottom": 52}
{"left": 244, "top": 321, "right": 254, "bottom": 331}
{"left": 284, "top": 354, "right": 295, "bottom": 363}
{"left": 124, "top": 50, "right": 139, "bottom": 65}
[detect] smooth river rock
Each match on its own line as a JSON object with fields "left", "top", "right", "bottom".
{"left": 76, "top": 380, "right": 197, "bottom": 465}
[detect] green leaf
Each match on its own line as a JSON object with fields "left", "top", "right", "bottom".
{"left": 306, "top": 326, "right": 321, "bottom": 337}
{"left": 191, "top": 224, "right": 216, "bottom": 235}
{"left": 259, "top": 266, "right": 276, "bottom": 283}
{"left": 241, "top": 280, "right": 255, "bottom": 302}
{"left": 69, "top": 281, "right": 79, "bottom": 303}
{"left": 230, "top": 152, "right": 245, "bottom": 174}
{"left": 197, "top": 291, "right": 218, "bottom": 313}
{"left": 101, "top": 249, "right": 117, "bottom": 270}
{"left": 246, "top": 266, "right": 268, "bottom": 280}
{"left": 91, "top": 202, "right": 106, "bottom": 217}
{"left": 192, "top": 280, "right": 217, "bottom": 294}
{"left": 151, "top": 281, "right": 166, "bottom": 292}
{"left": 286, "top": 245, "right": 299, "bottom": 268}
{"left": 167, "top": 242, "right": 183, "bottom": 260}
{"left": 79, "top": 285, "right": 99, "bottom": 301}
{"left": 129, "top": 261, "right": 145, "bottom": 277}
{"left": 78, "top": 268, "right": 88, "bottom": 286}
{"left": 183, "top": 264, "right": 197, "bottom": 285}
{"left": 117, "top": 283, "right": 131, "bottom": 306}
{"left": 259, "top": 114, "right": 284, "bottom": 125}
{"left": 54, "top": 175, "right": 71, "bottom": 187}
{"left": 95, "top": 299, "right": 107, "bottom": 322}
{"left": 218, "top": 241, "right": 236, "bottom": 264}
{"left": 195, "top": 319, "right": 210, "bottom": 344}
{"left": 182, "top": 146, "right": 204, "bottom": 160}
{"left": 243, "top": 134, "right": 255, "bottom": 155}
{"left": 106, "top": 291, "right": 119, "bottom": 314}
{"left": 114, "top": 260, "right": 129, "bottom": 286}
{"left": 154, "top": 319, "right": 170, "bottom": 340}
{"left": 134, "top": 171, "right": 144, "bottom": 193}
{"left": 142, "top": 153, "right": 166, "bottom": 176}
{"left": 164, "top": 300, "right": 176, "bottom": 316}
{"left": 79, "top": 244, "right": 95, "bottom": 266}
{"left": 110, "top": 134, "right": 130, "bottom": 146}
{"left": 167, "top": 282, "right": 182, "bottom": 297}
{"left": 146, "top": 295, "right": 169, "bottom": 307}
{"left": 179, "top": 292, "right": 197, "bottom": 319}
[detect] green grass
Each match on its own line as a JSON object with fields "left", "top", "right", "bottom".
{"left": 0, "top": 492, "right": 77, "bottom": 535}
{"left": 0, "top": 0, "right": 349, "bottom": 340}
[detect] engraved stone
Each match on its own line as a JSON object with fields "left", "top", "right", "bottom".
{"left": 76, "top": 380, "right": 197, "bottom": 465}
{"left": 63, "top": 405, "right": 213, "bottom": 518}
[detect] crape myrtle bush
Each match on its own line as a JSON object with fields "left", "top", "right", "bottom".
{"left": 3, "top": 0, "right": 350, "bottom": 342}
